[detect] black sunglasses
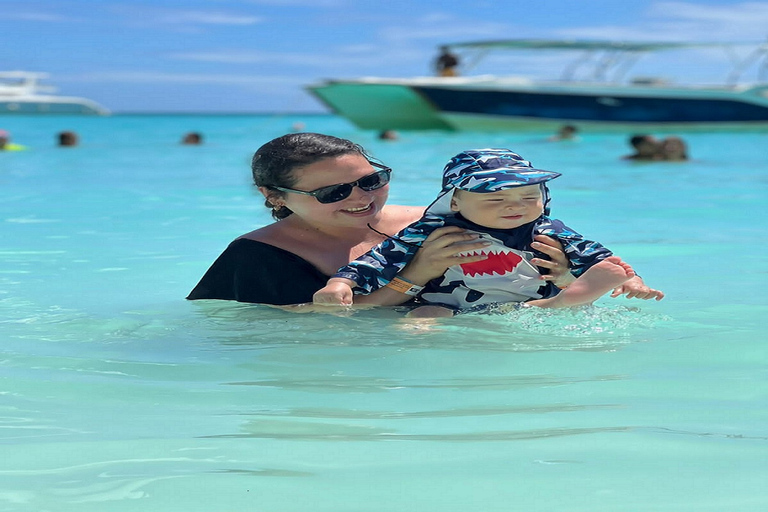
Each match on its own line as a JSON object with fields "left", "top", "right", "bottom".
{"left": 272, "top": 162, "right": 392, "bottom": 204}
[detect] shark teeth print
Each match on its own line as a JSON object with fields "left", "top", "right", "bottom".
{"left": 458, "top": 250, "right": 523, "bottom": 277}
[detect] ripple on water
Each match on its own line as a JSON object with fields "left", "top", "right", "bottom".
{"left": 184, "top": 300, "right": 671, "bottom": 352}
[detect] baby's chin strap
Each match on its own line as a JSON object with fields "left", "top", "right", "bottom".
{"left": 542, "top": 183, "right": 552, "bottom": 216}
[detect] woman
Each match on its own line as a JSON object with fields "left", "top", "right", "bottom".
{"left": 187, "top": 133, "right": 573, "bottom": 306}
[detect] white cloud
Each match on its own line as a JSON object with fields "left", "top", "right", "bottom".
{"left": 560, "top": 2, "right": 768, "bottom": 41}
{"left": 649, "top": 1, "right": 768, "bottom": 39}
{"left": 379, "top": 15, "right": 508, "bottom": 45}
{"left": 166, "top": 52, "right": 271, "bottom": 64}
{"left": 166, "top": 50, "right": 380, "bottom": 68}
{"left": 0, "top": 11, "right": 81, "bottom": 22}
{"left": 648, "top": 1, "right": 768, "bottom": 24}
{"left": 105, "top": 5, "right": 263, "bottom": 29}
{"left": 71, "top": 71, "right": 298, "bottom": 86}
{"left": 159, "top": 11, "right": 262, "bottom": 26}
{"left": 240, "top": 0, "right": 346, "bottom": 6}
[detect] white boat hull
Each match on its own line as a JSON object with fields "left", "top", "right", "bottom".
{"left": 1, "top": 71, "right": 109, "bottom": 115}
{"left": 1, "top": 97, "right": 109, "bottom": 115}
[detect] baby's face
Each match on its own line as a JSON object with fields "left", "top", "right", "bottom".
{"left": 450, "top": 184, "right": 544, "bottom": 229}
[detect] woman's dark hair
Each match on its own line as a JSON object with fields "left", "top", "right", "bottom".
{"left": 252, "top": 132, "right": 371, "bottom": 220}
{"left": 630, "top": 134, "right": 652, "bottom": 147}
{"left": 57, "top": 131, "right": 79, "bottom": 146}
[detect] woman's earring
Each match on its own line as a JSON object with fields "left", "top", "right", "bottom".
{"left": 271, "top": 203, "right": 284, "bottom": 211}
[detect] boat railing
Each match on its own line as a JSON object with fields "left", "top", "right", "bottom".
{"left": 726, "top": 41, "right": 768, "bottom": 85}
{"left": 446, "top": 39, "right": 768, "bottom": 88}
{"left": 0, "top": 71, "right": 56, "bottom": 96}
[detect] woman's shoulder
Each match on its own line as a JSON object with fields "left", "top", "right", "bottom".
{"left": 236, "top": 221, "right": 301, "bottom": 251}
{"left": 187, "top": 235, "right": 327, "bottom": 304}
{"left": 226, "top": 236, "right": 280, "bottom": 254}
{"left": 201, "top": 238, "right": 296, "bottom": 269}
{"left": 238, "top": 221, "right": 278, "bottom": 242}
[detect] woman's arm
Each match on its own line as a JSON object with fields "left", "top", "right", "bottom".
{"left": 352, "top": 226, "right": 490, "bottom": 305}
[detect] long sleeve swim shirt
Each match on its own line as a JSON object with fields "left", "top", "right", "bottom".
{"left": 334, "top": 212, "right": 613, "bottom": 309}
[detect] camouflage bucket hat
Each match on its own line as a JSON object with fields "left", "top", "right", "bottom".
{"left": 425, "top": 148, "right": 561, "bottom": 216}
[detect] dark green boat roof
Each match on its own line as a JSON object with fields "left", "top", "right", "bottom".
{"left": 445, "top": 39, "right": 735, "bottom": 52}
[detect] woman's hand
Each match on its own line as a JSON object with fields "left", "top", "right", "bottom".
{"left": 529, "top": 235, "right": 575, "bottom": 288}
{"left": 313, "top": 279, "right": 355, "bottom": 305}
{"left": 398, "top": 226, "right": 492, "bottom": 284}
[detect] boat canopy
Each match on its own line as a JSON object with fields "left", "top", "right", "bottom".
{"left": 442, "top": 39, "right": 768, "bottom": 84}
{"left": 445, "top": 39, "right": 732, "bottom": 52}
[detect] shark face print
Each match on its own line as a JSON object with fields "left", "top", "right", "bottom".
{"left": 421, "top": 231, "right": 544, "bottom": 308}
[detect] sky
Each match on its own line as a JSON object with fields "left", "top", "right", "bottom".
{"left": 2, "top": 0, "right": 767, "bottom": 113}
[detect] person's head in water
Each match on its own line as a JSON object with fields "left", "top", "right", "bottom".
{"left": 57, "top": 131, "right": 79, "bottom": 147}
{"left": 551, "top": 124, "right": 578, "bottom": 140}
{"left": 181, "top": 132, "right": 203, "bottom": 145}
{"left": 378, "top": 130, "right": 398, "bottom": 141}
{"left": 659, "top": 136, "right": 688, "bottom": 161}
{"left": 627, "top": 134, "right": 659, "bottom": 160}
{"left": 252, "top": 132, "right": 382, "bottom": 221}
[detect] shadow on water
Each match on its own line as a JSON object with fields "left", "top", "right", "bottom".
{"left": 201, "top": 423, "right": 632, "bottom": 442}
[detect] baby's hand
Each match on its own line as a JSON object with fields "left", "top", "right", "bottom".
{"left": 530, "top": 234, "right": 574, "bottom": 288}
{"left": 610, "top": 275, "right": 665, "bottom": 301}
{"left": 313, "top": 281, "right": 354, "bottom": 305}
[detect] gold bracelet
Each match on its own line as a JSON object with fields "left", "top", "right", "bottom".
{"left": 385, "top": 277, "right": 424, "bottom": 296}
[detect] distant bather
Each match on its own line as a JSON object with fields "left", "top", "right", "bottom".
{"left": 181, "top": 132, "right": 203, "bottom": 145}
{"left": 57, "top": 131, "right": 79, "bottom": 147}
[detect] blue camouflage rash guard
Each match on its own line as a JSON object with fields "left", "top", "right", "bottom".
{"left": 334, "top": 211, "right": 613, "bottom": 309}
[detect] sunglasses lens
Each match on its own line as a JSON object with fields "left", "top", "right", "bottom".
{"left": 315, "top": 184, "right": 353, "bottom": 204}
{"left": 359, "top": 170, "right": 390, "bottom": 191}
{"left": 313, "top": 169, "right": 391, "bottom": 204}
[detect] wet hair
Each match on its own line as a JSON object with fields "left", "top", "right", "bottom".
{"left": 57, "top": 131, "right": 79, "bottom": 146}
{"left": 630, "top": 134, "right": 653, "bottom": 147}
{"left": 251, "top": 132, "right": 371, "bottom": 220}
{"left": 182, "top": 132, "right": 202, "bottom": 144}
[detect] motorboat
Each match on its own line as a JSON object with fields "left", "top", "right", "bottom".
{"left": 306, "top": 39, "right": 768, "bottom": 131}
{"left": 0, "top": 71, "right": 109, "bottom": 115}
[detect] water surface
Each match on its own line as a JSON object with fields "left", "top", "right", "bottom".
{"left": 1, "top": 114, "right": 766, "bottom": 511}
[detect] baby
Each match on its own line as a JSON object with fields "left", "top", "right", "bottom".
{"left": 314, "top": 148, "right": 663, "bottom": 313}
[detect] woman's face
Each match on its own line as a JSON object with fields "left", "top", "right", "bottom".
{"left": 276, "top": 153, "right": 390, "bottom": 229}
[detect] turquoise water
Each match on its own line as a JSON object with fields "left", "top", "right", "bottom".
{"left": 1, "top": 114, "right": 766, "bottom": 511}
